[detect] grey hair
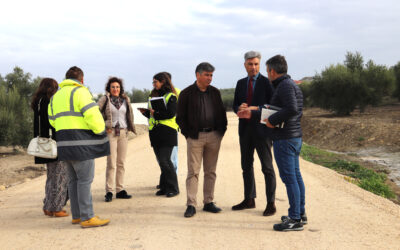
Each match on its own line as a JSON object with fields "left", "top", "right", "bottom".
{"left": 195, "top": 62, "right": 215, "bottom": 74}
{"left": 244, "top": 51, "right": 261, "bottom": 61}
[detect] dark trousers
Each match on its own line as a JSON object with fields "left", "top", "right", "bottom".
{"left": 153, "top": 146, "right": 179, "bottom": 194}
{"left": 239, "top": 125, "right": 276, "bottom": 202}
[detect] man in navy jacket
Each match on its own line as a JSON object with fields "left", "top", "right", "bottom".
{"left": 232, "top": 51, "right": 277, "bottom": 216}
{"left": 265, "top": 54, "right": 306, "bottom": 232}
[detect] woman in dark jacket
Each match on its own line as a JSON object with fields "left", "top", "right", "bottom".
{"left": 139, "top": 72, "right": 179, "bottom": 197}
{"left": 31, "top": 78, "right": 68, "bottom": 217}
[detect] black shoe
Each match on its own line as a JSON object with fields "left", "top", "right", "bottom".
{"left": 105, "top": 192, "right": 113, "bottom": 202}
{"left": 232, "top": 199, "right": 255, "bottom": 210}
{"left": 274, "top": 218, "right": 304, "bottom": 231}
{"left": 166, "top": 192, "right": 179, "bottom": 198}
{"left": 116, "top": 190, "right": 132, "bottom": 199}
{"left": 301, "top": 213, "right": 308, "bottom": 225}
{"left": 184, "top": 205, "right": 196, "bottom": 218}
{"left": 281, "top": 213, "right": 308, "bottom": 225}
{"left": 156, "top": 190, "right": 166, "bottom": 196}
{"left": 263, "top": 202, "right": 276, "bottom": 216}
{"left": 156, "top": 185, "right": 161, "bottom": 189}
{"left": 203, "top": 202, "right": 222, "bottom": 213}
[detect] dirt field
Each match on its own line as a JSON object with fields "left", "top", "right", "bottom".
{"left": 0, "top": 112, "right": 399, "bottom": 249}
{"left": 302, "top": 104, "right": 400, "bottom": 197}
{"left": 302, "top": 103, "right": 400, "bottom": 152}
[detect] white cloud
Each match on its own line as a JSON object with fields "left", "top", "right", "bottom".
{"left": 1, "top": 0, "right": 400, "bottom": 92}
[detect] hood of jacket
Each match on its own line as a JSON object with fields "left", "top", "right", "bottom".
{"left": 59, "top": 79, "right": 86, "bottom": 89}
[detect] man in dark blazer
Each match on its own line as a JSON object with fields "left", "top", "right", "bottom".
{"left": 232, "top": 51, "right": 277, "bottom": 216}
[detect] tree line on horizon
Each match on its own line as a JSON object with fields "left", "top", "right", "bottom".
{"left": 300, "top": 51, "right": 400, "bottom": 115}
{"left": 128, "top": 52, "right": 400, "bottom": 115}
{"left": 1, "top": 51, "right": 400, "bottom": 147}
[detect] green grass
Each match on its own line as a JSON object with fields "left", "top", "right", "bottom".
{"left": 357, "top": 136, "right": 365, "bottom": 142}
{"left": 300, "top": 143, "right": 395, "bottom": 199}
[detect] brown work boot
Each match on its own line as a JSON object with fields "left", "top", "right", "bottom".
{"left": 43, "top": 209, "right": 53, "bottom": 216}
{"left": 232, "top": 199, "right": 255, "bottom": 210}
{"left": 54, "top": 210, "right": 69, "bottom": 217}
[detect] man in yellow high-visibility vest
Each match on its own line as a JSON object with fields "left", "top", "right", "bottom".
{"left": 48, "top": 66, "right": 110, "bottom": 228}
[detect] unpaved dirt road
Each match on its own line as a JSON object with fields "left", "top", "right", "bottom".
{"left": 0, "top": 113, "right": 399, "bottom": 249}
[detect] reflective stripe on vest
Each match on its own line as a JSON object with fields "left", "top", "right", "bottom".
{"left": 48, "top": 80, "right": 109, "bottom": 161}
{"left": 148, "top": 92, "right": 179, "bottom": 131}
{"left": 49, "top": 87, "right": 98, "bottom": 121}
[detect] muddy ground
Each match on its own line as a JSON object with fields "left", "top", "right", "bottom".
{"left": 301, "top": 103, "right": 400, "bottom": 201}
{"left": 302, "top": 104, "right": 400, "bottom": 152}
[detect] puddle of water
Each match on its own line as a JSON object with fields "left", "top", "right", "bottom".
{"left": 325, "top": 147, "right": 400, "bottom": 187}
{"left": 356, "top": 148, "right": 400, "bottom": 186}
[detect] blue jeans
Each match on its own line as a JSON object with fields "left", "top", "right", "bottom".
{"left": 273, "top": 138, "right": 305, "bottom": 220}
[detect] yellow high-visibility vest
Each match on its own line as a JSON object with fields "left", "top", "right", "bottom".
{"left": 48, "top": 79, "right": 109, "bottom": 161}
{"left": 175, "top": 87, "right": 181, "bottom": 96}
{"left": 148, "top": 92, "right": 179, "bottom": 131}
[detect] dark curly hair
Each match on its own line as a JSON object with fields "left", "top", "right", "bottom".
{"left": 105, "top": 76, "right": 125, "bottom": 96}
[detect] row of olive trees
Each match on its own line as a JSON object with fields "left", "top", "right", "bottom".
{"left": 5, "top": 52, "right": 397, "bottom": 147}
{"left": 0, "top": 67, "right": 41, "bottom": 147}
{"left": 300, "top": 52, "right": 400, "bottom": 115}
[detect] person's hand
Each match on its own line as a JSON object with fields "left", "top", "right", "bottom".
{"left": 137, "top": 107, "right": 147, "bottom": 114}
{"left": 264, "top": 119, "right": 275, "bottom": 128}
{"left": 248, "top": 106, "right": 259, "bottom": 111}
{"left": 106, "top": 128, "right": 112, "bottom": 134}
{"left": 149, "top": 109, "right": 155, "bottom": 115}
{"left": 237, "top": 108, "right": 251, "bottom": 119}
{"left": 238, "top": 103, "right": 248, "bottom": 112}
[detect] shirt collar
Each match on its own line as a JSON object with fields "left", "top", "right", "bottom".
{"left": 248, "top": 72, "right": 260, "bottom": 82}
{"left": 195, "top": 81, "right": 209, "bottom": 93}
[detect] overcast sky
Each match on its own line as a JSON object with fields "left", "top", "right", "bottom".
{"left": 1, "top": 0, "right": 399, "bottom": 93}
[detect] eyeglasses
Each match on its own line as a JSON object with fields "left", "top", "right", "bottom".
{"left": 110, "top": 86, "right": 120, "bottom": 89}
{"left": 152, "top": 80, "right": 158, "bottom": 84}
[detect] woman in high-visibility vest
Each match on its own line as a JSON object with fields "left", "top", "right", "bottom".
{"left": 138, "top": 72, "right": 179, "bottom": 197}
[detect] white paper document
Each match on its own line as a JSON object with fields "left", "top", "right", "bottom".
{"left": 260, "top": 108, "right": 278, "bottom": 124}
{"left": 260, "top": 105, "right": 284, "bottom": 128}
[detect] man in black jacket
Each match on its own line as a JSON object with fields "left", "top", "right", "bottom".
{"left": 232, "top": 51, "right": 277, "bottom": 216}
{"left": 176, "top": 62, "right": 227, "bottom": 218}
{"left": 264, "top": 55, "right": 306, "bottom": 231}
